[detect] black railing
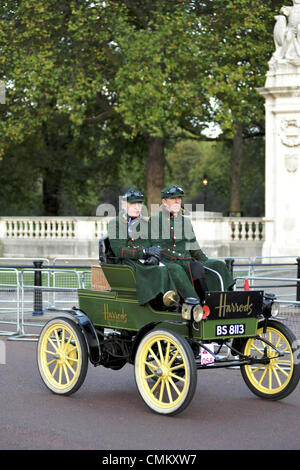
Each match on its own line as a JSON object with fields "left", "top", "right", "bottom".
{"left": 224, "top": 257, "right": 300, "bottom": 301}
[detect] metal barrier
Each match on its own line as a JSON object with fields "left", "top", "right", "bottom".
{"left": 0, "top": 256, "right": 300, "bottom": 341}
{"left": 235, "top": 274, "right": 300, "bottom": 300}
{"left": 272, "top": 301, "right": 300, "bottom": 339}
{"left": 226, "top": 255, "right": 300, "bottom": 299}
{"left": 234, "top": 275, "right": 300, "bottom": 338}
{"left": 52, "top": 257, "right": 98, "bottom": 267}
{"left": 217, "top": 257, "right": 252, "bottom": 277}
{"left": 80, "top": 271, "right": 92, "bottom": 289}
{"left": 6, "top": 268, "right": 82, "bottom": 341}
{"left": 0, "top": 268, "right": 21, "bottom": 337}
{"left": 0, "top": 258, "right": 50, "bottom": 337}
{"left": 50, "top": 269, "right": 82, "bottom": 310}
{"left": 0, "top": 257, "right": 50, "bottom": 266}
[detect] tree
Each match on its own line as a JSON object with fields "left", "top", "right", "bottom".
{"left": 166, "top": 136, "right": 265, "bottom": 215}
{"left": 78, "top": 0, "right": 212, "bottom": 209}
{"left": 1, "top": 0, "right": 283, "bottom": 215}
{"left": 1, "top": 0, "right": 212, "bottom": 212}
{"left": 196, "top": 0, "right": 283, "bottom": 212}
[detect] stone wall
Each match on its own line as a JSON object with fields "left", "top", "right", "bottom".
{"left": 0, "top": 215, "right": 264, "bottom": 262}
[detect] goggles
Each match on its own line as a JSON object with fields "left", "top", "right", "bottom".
{"left": 123, "top": 189, "right": 144, "bottom": 202}
{"left": 162, "top": 186, "right": 184, "bottom": 198}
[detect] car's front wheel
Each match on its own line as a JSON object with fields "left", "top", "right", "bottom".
{"left": 134, "top": 328, "right": 197, "bottom": 416}
{"left": 241, "top": 320, "right": 300, "bottom": 400}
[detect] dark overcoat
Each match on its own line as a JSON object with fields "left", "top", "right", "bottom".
{"left": 107, "top": 213, "right": 179, "bottom": 305}
{"left": 149, "top": 207, "right": 234, "bottom": 292}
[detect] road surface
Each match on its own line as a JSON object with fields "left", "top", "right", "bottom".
{"left": 0, "top": 331, "right": 299, "bottom": 452}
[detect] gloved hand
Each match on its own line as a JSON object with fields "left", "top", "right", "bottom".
{"left": 143, "top": 246, "right": 162, "bottom": 261}
{"left": 143, "top": 255, "right": 159, "bottom": 266}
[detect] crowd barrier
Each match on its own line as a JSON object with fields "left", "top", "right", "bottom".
{"left": 0, "top": 257, "right": 299, "bottom": 341}
{"left": 0, "top": 265, "right": 89, "bottom": 341}
{"left": 0, "top": 268, "right": 21, "bottom": 337}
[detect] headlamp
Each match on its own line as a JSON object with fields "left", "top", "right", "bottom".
{"left": 181, "top": 303, "right": 192, "bottom": 321}
{"left": 271, "top": 302, "right": 280, "bottom": 317}
{"left": 193, "top": 304, "right": 204, "bottom": 322}
{"left": 181, "top": 298, "right": 210, "bottom": 323}
{"left": 262, "top": 293, "right": 277, "bottom": 318}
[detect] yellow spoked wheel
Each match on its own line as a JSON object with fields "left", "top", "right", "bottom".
{"left": 241, "top": 320, "right": 300, "bottom": 400}
{"left": 37, "top": 317, "right": 88, "bottom": 395}
{"left": 134, "top": 328, "right": 197, "bottom": 416}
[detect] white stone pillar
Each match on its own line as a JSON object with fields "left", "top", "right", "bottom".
{"left": 258, "top": 3, "right": 300, "bottom": 257}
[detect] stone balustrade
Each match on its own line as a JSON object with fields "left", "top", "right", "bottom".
{"left": 0, "top": 214, "right": 265, "bottom": 260}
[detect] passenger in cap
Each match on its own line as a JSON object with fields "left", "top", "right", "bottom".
{"left": 108, "top": 188, "right": 160, "bottom": 263}
{"left": 148, "top": 184, "right": 235, "bottom": 300}
{"left": 107, "top": 189, "right": 178, "bottom": 306}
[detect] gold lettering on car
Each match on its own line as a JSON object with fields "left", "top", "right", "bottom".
{"left": 216, "top": 293, "right": 253, "bottom": 318}
{"left": 103, "top": 303, "right": 127, "bottom": 323}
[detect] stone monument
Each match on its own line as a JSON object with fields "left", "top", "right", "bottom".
{"left": 258, "top": 0, "right": 300, "bottom": 257}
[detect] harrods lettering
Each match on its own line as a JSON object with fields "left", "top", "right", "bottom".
{"left": 103, "top": 303, "right": 127, "bottom": 323}
{"left": 216, "top": 293, "right": 253, "bottom": 318}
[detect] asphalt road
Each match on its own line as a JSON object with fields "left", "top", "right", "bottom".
{"left": 0, "top": 330, "right": 300, "bottom": 452}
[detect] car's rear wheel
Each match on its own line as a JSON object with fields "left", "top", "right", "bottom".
{"left": 134, "top": 328, "right": 197, "bottom": 416}
{"left": 37, "top": 317, "right": 88, "bottom": 395}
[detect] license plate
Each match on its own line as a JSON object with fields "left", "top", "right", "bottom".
{"left": 215, "top": 323, "right": 245, "bottom": 337}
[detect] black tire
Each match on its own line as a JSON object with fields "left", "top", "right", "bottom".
{"left": 37, "top": 317, "right": 88, "bottom": 395}
{"left": 134, "top": 328, "right": 197, "bottom": 416}
{"left": 241, "top": 320, "right": 300, "bottom": 400}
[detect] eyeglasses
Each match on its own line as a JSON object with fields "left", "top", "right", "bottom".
{"left": 165, "top": 186, "right": 184, "bottom": 196}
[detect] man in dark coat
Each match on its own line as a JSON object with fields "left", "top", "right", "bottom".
{"left": 108, "top": 189, "right": 201, "bottom": 305}
{"left": 148, "top": 185, "right": 235, "bottom": 300}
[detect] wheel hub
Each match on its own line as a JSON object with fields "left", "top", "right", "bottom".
{"left": 55, "top": 348, "right": 67, "bottom": 364}
{"left": 155, "top": 365, "right": 169, "bottom": 378}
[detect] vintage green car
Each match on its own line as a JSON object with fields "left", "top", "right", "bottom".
{"left": 37, "top": 237, "right": 300, "bottom": 416}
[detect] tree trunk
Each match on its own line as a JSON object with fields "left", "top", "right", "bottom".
{"left": 229, "top": 122, "right": 243, "bottom": 214}
{"left": 42, "top": 168, "right": 61, "bottom": 216}
{"left": 146, "top": 135, "right": 165, "bottom": 214}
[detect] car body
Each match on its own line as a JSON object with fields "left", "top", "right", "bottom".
{"left": 37, "top": 243, "right": 300, "bottom": 416}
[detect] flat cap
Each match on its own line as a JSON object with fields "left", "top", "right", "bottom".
{"left": 161, "top": 185, "right": 184, "bottom": 199}
{"left": 122, "top": 188, "right": 144, "bottom": 203}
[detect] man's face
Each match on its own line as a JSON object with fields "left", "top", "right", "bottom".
{"left": 123, "top": 201, "right": 143, "bottom": 218}
{"left": 162, "top": 197, "right": 182, "bottom": 215}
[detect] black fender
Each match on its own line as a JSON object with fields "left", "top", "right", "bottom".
{"left": 130, "top": 322, "right": 159, "bottom": 363}
{"left": 53, "top": 308, "right": 101, "bottom": 366}
{"left": 130, "top": 319, "right": 186, "bottom": 364}
{"left": 231, "top": 319, "right": 272, "bottom": 356}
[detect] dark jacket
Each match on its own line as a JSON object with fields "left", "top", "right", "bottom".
{"left": 149, "top": 207, "right": 234, "bottom": 291}
{"left": 107, "top": 212, "right": 178, "bottom": 305}
{"left": 149, "top": 207, "right": 207, "bottom": 262}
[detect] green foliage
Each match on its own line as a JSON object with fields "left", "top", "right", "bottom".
{"left": 114, "top": 5, "right": 209, "bottom": 138}
{"left": 0, "top": 0, "right": 281, "bottom": 215}
{"left": 198, "top": 0, "right": 284, "bottom": 135}
{"left": 166, "top": 140, "right": 231, "bottom": 210}
{"left": 166, "top": 136, "right": 265, "bottom": 216}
